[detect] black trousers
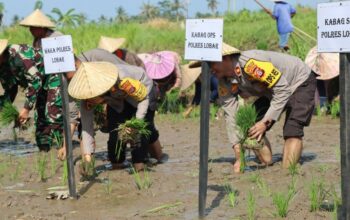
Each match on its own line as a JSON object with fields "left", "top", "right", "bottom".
{"left": 107, "top": 102, "right": 159, "bottom": 164}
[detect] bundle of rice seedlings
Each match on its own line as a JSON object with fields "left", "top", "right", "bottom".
{"left": 117, "top": 118, "right": 151, "bottom": 143}
{"left": 235, "top": 104, "right": 263, "bottom": 172}
{"left": 0, "top": 102, "right": 19, "bottom": 141}
{"left": 116, "top": 118, "right": 151, "bottom": 161}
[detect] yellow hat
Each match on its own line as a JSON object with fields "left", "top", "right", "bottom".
{"left": 98, "top": 36, "right": 126, "bottom": 53}
{"left": 68, "top": 62, "right": 119, "bottom": 100}
{"left": 189, "top": 42, "right": 241, "bottom": 68}
{"left": 180, "top": 64, "right": 201, "bottom": 91}
{"left": 0, "top": 39, "right": 8, "bottom": 55}
{"left": 19, "top": 9, "right": 56, "bottom": 28}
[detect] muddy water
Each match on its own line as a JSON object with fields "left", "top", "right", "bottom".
{"left": 0, "top": 113, "right": 341, "bottom": 219}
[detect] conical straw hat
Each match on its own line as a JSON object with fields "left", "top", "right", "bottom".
{"left": 98, "top": 36, "right": 126, "bottom": 53}
{"left": 180, "top": 64, "right": 201, "bottom": 91}
{"left": 189, "top": 42, "right": 241, "bottom": 68}
{"left": 68, "top": 62, "right": 119, "bottom": 100}
{"left": 19, "top": 9, "right": 56, "bottom": 28}
{"left": 0, "top": 39, "right": 8, "bottom": 55}
{"left": 143, "top": 51, "right": 176, "bottom": 79}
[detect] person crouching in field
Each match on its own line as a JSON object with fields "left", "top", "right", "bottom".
{"left": 19, "top": 9, "right": 79, "bottom": 160}
{"left": 0, "top": 39, "right": 63, "bottom": 151}
{"left": 190, "top": 43, "right": 316, "bottom": 173}
{"left": 68, "top": 61, "right": 159, "bottom": 173}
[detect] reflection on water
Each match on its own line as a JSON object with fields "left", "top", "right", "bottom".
{"left": 0, "top": 138, "right": 37, "bottom": 156}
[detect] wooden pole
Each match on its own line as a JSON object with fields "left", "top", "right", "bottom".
{"left": 339, "top": 53, "right": 350, "bottom": 220}
{"left": 198, "top": 61, "right": 210, "bottom": 218}
{"left": 59, "top": 74, "right": 77, "bottom": 198}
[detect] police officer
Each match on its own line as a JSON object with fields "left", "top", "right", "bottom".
{"left": 190, "top": 43, "right": 316, "bottom": 173}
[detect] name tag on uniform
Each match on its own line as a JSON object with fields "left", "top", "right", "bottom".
{"left": 118, "top": 78, "right": 147, "bottom": 101}
{"left": 244, "top": 59, "right": 282, "bottom": 88}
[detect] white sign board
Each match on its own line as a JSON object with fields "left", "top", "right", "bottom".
{"left": 184, "top": 19, "right": 223, "bottom": 61}
{"left": 42, "top": 35, "right": 76, "bottom": 74}
{"left": 318, "top": 1, "right": 350, "bottom": 52}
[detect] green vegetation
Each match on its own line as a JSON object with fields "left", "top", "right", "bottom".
{"left": 309, "top": 178, "right": 326, "bottom": 212}
{"left": 0, "top": 102, "right": 19, "bottom": 141}
{"left": 131, "top": 167, "right": 152, "bottom": 190}
{"left": 62, "top": 159, "right": 68, "bottom": 185}
{"left": 36, "top": 152, "right": 48, "bottom": 181}
{"left": 2, "top": 7, "right": 316, "bottom": 59}
{"left": 247, "top": 191, "right": 256, "bottom": 220}
{"left": 158, "top": 89, "right": 184, "bottom": 114}
{"left": 272, "top": 180, "right": 296, "bottom": 218}
{"left": 224, "top": 181, "right": 237, "bottom": 208}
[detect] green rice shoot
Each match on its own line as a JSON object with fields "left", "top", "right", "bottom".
{"left": 0, "top": 102, "right": 19, "bottom": 141}
{"left": 117, "top": 117, "right": 151, "bottom": 144}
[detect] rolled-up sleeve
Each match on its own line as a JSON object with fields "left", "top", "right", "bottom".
{"left": 263, "top": 74, "right": 292, "bottom": 121}
{"left": 80, "top": 101, "right": 96, "bottom": 154}
{"left": 219, "top": 93, "right": 240, "bottom": 146}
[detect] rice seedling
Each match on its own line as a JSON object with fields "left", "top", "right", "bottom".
{"left": 146, "top": 201, "right": 183, "bottom": 213}
{"left": 330, "top": 99, "right": 340, "bottom": 119}
{"left": 36, "top": 152, "right": 48, "bottom": 181}
{"left": 224, "top": 182, "right": 237, "bottom": 208}
{"left": 256, "top": 176, "right": 271, "bottom": 198}
{"left": 247, "top": 191, "right": 256, "bottom": 220}
{"left": 62, "top": 159, "right": 68, "bottom": 186}
{"left": 309, "top": 178, "right": 326, "bottom": 212}
{"left": 131, "top": 167, "right": 152, "bottom": 190}
{"left": 158, "top": 89, "right": 183, "bottom": 114}
{"left": 50, "top": 150, "right": 57, "bottom": 177}
{"left": 0, "top": 102, "right": 19, "bottom": 141}
{"left": 10, "top": 159, "right": 23, "bottom": 181}
{"left": 235, "top": 104, "right": 261, "bottom": 172}
{"left": 272, "top": 181, "right": 296, "bottom": 218}
{"left": 103, "top": 175, "right": 113, "bottom": 195}
{"left": 288, "top": 160, "right": 299, "bottom": 177}
{"left": 330, "top": 184, "right": 341, "bottom": 220}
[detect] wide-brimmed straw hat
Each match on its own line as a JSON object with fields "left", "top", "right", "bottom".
{"left": 180, "top": 64, "right": 201, "bottom": 91}
{"left": 19, "top": 9, "right": 56, "bottom": 28}
{"left": 0, "top": 39, "right": 8, "bottom": 55}
{"left": 141, "top": 51, "right": 176, "bottom": 80}
{"left": 189, "top": 42, "right": 241, "bottom": 68}
{"left": 98, "top": 36, "right": 126, "bottom": 53}
{"left": 68, "top": 62, "right": 119, "bottom": 100}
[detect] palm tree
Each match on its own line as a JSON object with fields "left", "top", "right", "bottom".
{"left": 34, "top": 0, "right": 43, "bottom": 10}
{"left": 77, "top": 13, "right": 87, "bottom": 25}
{"left": 51, "top": 8, "right": 81, "bottom": 27}
{"left": 207, "top": 0, "right": 219, "bottom": 16}
{"left": 140, "top": 2, "right": 160, "bottom": 20}
{"left": 98, "top": 15, "right": 108, "bottom": 24}
{"left": 172, "top": 0, "right": 185, "bottom": 21}
{"left": 11, "top": 15, "right": 19, "bottom": 26}
{"left": 116, "top": 6, "right": 128, "bottom": 23}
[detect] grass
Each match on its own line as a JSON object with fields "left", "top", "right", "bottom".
{"left": 309, "top": 178, "right": 326, "bottom": 212}
{"left": 224, "top": 181, "right": 237, "bottom": 208}
{"left": 103, "top": 175, "right": 113, "bottom": 195}
{"left": 131, "top": 167, "right": 152, "bottom": 190}
{"left": 158, "top": 89, "right": 184, "bottom": 114}
{"left": 247, "top": 191, "right": 256, "bottom": 220}
{"left": 36, "top": 152, "right": 48, "bottom": 181}
{"left": 0, "top": 102, "right": 19, "bottom": 141}
{"left": 272, "top": 180, "right": 296, "bottom": 218}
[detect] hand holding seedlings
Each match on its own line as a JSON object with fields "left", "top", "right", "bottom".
{"left": 249, "top": 119, "right": 272, "bottom": 141}
{"left": 18, "top": 108, "right": 30, "bottom": 125}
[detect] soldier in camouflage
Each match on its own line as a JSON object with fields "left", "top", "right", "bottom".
{"left": 0, "top": 40, "right": 63, "bottom": 151}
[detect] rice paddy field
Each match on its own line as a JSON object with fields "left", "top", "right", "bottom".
{"left": 0, "top": 7, "right": 341, "bottom": 220}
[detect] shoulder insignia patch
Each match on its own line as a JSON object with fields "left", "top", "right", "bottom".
{"left": 243, "top": 59, "right": 282, "bottom": 88}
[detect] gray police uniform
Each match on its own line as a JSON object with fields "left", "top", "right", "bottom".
{"left": 219, "top": 50, "right": 316, "bottom": 146}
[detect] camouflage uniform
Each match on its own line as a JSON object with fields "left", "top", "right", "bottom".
{"left": 0, "top": 44, "right": 63, "bottom": 150}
